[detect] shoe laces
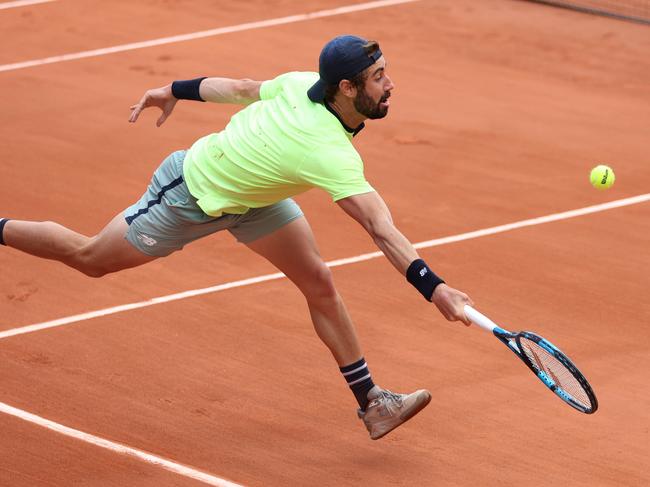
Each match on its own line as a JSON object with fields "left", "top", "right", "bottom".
{"left": 377, "top": 389, "right": 404, "bottom": 411}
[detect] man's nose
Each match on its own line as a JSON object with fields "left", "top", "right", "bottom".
{"left": 385, "top": 75, "right": 395, "bottom": 91}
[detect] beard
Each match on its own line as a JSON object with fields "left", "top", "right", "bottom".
{"left": 353, "top": 89, "right": 390, "bottom": 119}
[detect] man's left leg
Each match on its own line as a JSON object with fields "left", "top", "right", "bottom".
{"left": 243, "top": 214, "right": 430, "bottom": 439}
{"left": 1, "top": 213, "right": 157, "bottom": 277}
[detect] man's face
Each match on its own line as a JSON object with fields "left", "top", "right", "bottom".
{"left": 353, "top": 56, "right": 394, "bottom": 119}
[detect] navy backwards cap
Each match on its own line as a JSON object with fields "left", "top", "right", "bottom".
{"left": 307, "top": 35, "right": 382, "bottom": 103}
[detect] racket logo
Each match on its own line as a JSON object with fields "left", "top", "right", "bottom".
{"left": 529, "top": 347, "right": 560, "bottom": 387}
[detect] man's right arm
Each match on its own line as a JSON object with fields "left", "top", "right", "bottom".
{"left": 337, "top": 191, "right": 474, "bottom": 325}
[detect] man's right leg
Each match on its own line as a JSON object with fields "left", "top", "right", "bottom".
{"left": 244, "top": 216, "right": 363, "bottom": 366}
{"left": 1, "top": 213, "right": 157, "bottom": 277}
{"left": 244, "top": 215, "right": 431, "bottom": 439}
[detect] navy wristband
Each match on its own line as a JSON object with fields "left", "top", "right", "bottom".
{"left": 171, "top": 77, "right": 207, "bottom": 101}
{"left": 406, "top": 259, "right": 445, "bottom": 302}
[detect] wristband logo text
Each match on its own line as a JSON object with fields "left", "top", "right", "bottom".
{"left": 419, "top": 268, "right": 428, "bottom": 277}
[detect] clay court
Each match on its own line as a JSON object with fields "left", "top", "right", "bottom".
{"left": 1, "top": 0, "right": 649, "bottom": 485}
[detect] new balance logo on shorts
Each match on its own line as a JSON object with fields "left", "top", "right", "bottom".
{"left": 136, "top": 233, "right": 157, "bottom": 246}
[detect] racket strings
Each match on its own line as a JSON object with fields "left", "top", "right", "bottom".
{"left": 518, "top": 337, "right": 591, "bottom": 408}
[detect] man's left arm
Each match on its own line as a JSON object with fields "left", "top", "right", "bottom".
{"left": 198, "top": 77, "right": 263, "bottom": 104}
{"left": 129, "top": 77, "right": 263, "bottom": 126}
{"left": 337, "top": 191, "right": 474, "bottom": 325}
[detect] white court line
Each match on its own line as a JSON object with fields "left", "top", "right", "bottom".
{"left": 0, "top": 0, "right": 420, "bottom": 73}
{"left": 0, "top": 0, "right": 53, "bottom": 10}
{"left": 2, "top": 193, "right": 648, "bottom": 341}
{"left": 0, "top": 402, "right": 243, "bottom": 487}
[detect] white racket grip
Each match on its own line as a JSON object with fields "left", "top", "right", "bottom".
{"left": 464, "top": 305, "right": 498, "bottom": 333}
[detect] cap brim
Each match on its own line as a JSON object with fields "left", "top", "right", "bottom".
{"left": 307, "top": 79, "right": 326, "bottom": 102}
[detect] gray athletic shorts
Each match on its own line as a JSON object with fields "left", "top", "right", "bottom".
{"left": 124, "top": 150, "right": 304, "bottom": 257}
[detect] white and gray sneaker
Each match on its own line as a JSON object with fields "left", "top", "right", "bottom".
{"left": 357, "top": 386, "right": 431, "bottom": 440}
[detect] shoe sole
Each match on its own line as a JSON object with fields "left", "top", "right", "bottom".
{"left": 371, "top": 390, "right": 432, "bottom": 440}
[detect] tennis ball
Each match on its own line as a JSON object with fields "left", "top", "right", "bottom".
{"left": 590, "top": 165, "right": 615, "bottom": 190}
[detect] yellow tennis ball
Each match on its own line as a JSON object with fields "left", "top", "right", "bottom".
{"left": 590, "top": 165, "right": 615, "bottom": 190}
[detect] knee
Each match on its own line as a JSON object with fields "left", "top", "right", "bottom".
{"left": 301, "top": 264, "right": 338, "bottom": 304}
{"left": 72, "top": 242, "right": 110, "bottom": 278}
{"left": 76, "top": 258, "right": 110, "bottom": 278}
{"left": 79, "top": 265, "right": 109, "bottom": 278}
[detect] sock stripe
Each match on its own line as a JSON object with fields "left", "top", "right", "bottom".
{"left": 339, "top": 358, "right": 366, "bottom": 373}
{"left": 341, "top": 363, "right": 367, "bottom": 377}
{"left": 347, "top": 373, "right": 371, "bottom": 386}
{"left": 344, "top": 368, "right": 370, "bottom": 383}
{"left": 339, "top": 357, "right": 375, "bottom": 410}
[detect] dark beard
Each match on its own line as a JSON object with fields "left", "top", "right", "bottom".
{"left": 353, "top": 89, "right": 389, "bottom": 119}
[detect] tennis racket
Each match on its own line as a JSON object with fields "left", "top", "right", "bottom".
{"left": 464, "top": 305, "right": 598, "bottom": 414}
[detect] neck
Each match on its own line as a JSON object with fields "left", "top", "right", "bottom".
{"left": 327, "top": 97, "right": 365, "bottom": 131}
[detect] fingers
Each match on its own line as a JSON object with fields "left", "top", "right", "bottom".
{"left": 434, "top": 287, "right": 474, "bottom": 327}
{"left": 447, "top": 303, "right": 471, "bottom": 326}
{"left": 459, "top": 294, "right": 474, "bottom": 326}
{"left": 129, "top": 105, "right": 141, "bottom": 123}
{"left": 128, "top": 93, "right": 150, "bottom": 123}
{"left": 156, "top": 103, "right": 176, "bottom": 127}
{"left": 442, "top": 305, "right": 470, "bottom": 326}
{"left": 459, "top": 310, "right": 472, "bottom": 327}
{"left": 156, "top": 112, "right": 168, "bottom": 127}
{"left": 158, "top": 100, "right": 178, "bottom": 127}
{"left": 128, "top": 98, "right": 145, "bottom": 123}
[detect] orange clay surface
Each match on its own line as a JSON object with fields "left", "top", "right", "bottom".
{"left": 1, "top": 1, "right": 649, "bottom": 486}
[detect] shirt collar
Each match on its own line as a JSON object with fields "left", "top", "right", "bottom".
{"left": 324, "top": 102, "right": 365, "bottom": 136}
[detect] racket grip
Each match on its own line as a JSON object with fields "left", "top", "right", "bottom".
{"left": 464, "top": 305, "right": 498, "bottom": 332}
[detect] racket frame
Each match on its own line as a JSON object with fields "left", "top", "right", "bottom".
{"left": 464, "top": 306, "right": 598, "bottom": 414}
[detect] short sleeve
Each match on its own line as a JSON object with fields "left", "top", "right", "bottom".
{"left": 298, "top": 147, "right": 375, "bottom": 201}
{"left": 260, "top": 72, "right": 293, "bottom": 100}
{"left": 260, "top": 71, "right": 319, "bottom": 101}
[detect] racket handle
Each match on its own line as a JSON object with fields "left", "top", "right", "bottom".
{"left": 464, "top": 305, "right": 498, "bottom": 332}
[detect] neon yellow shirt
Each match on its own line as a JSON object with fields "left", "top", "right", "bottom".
{"left": 183, "top": 71, "right": 374, "bottom": 216}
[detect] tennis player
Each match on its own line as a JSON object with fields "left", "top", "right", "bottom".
{"left": 1, "top": 35, "right": 473, "bottom": 440}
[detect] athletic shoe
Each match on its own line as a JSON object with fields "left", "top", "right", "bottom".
{"left": 357, "top": 385, "right": 431, "bottom": 440}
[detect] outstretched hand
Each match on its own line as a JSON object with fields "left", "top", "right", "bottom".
{"left": 431, "top": 284, "right": 474, "bottom": 326}
{"left": 129, "top": 84, "right": 178, "bottom": 127}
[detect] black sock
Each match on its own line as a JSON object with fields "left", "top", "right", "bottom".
{"left": 0, "top": 219, "right": 9, "bottom": 246}
{"left": 340, "top": 357, "right": 375, "bottom": 411}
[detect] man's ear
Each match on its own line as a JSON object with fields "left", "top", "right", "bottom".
{"left": 338, "top": 79, "right": 357, "bottom": 99}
